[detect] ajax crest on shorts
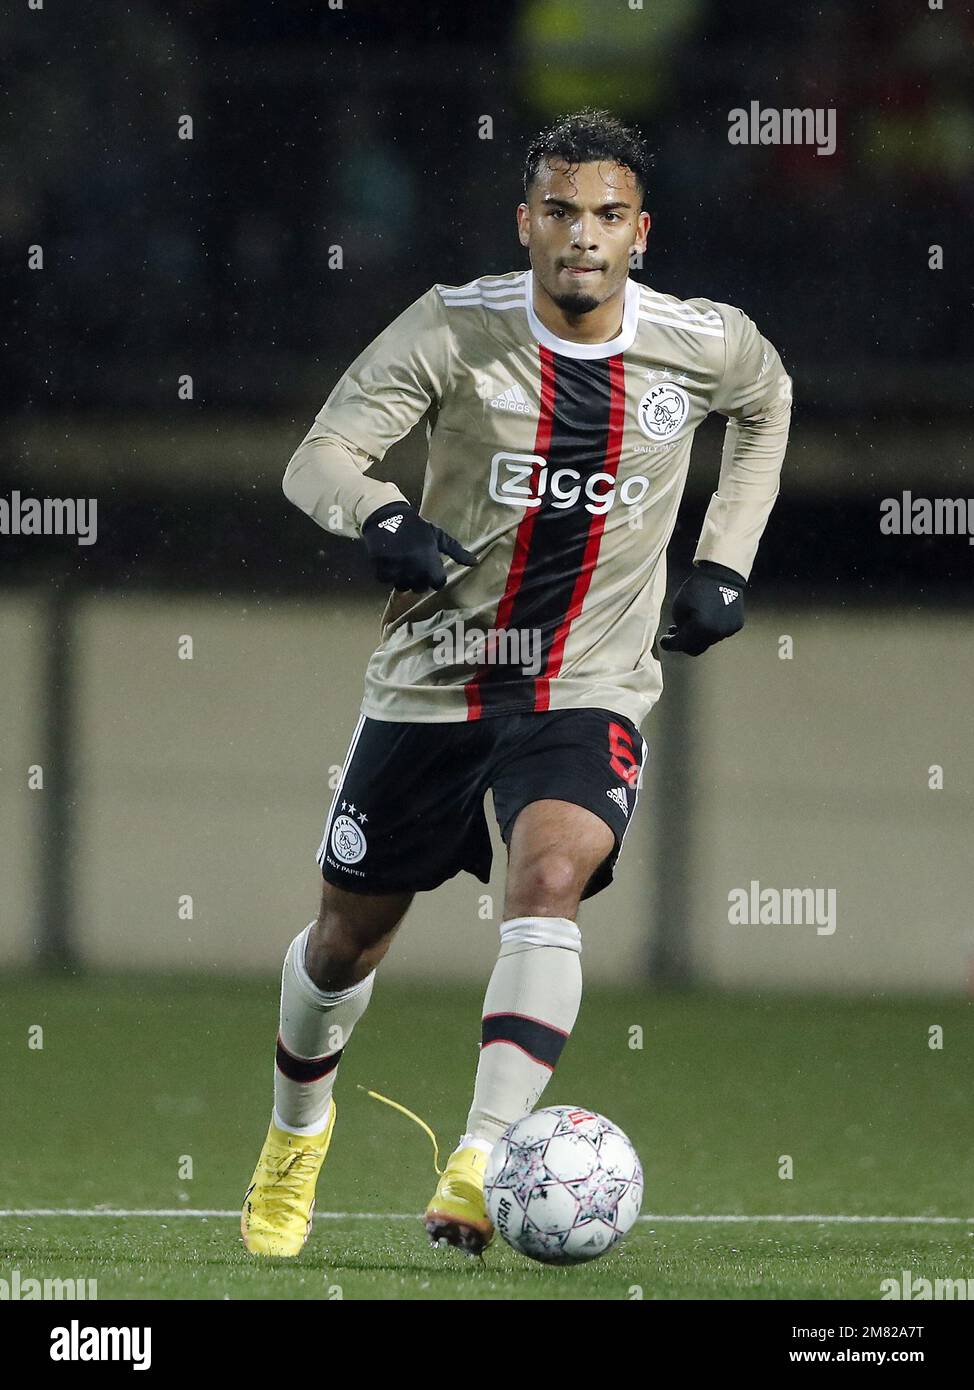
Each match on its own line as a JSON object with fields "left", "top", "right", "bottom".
{"left": 330, "top": 813, "right": 368, "bottom": 864}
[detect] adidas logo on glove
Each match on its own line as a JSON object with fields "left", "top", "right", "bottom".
{"left": 718, "top": 585, "right": 740, "bottom": 605}
{"left": 377, "top": 513, "right": 405, "bottom": 534}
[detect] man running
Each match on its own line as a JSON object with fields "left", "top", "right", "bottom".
{"left": 241, "top": 108, "right": 791, "bottom": 1257}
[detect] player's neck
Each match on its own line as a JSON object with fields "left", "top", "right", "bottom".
{"left": 530, "top": 276, "right": 628, "bottom": 345}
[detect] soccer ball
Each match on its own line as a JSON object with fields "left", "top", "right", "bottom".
{"left": 484, "top": 1106, "right": 643, "bottom": 1264}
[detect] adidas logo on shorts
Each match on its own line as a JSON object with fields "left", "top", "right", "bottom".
{"left": 607, "top": 785, "right": 629, "bottom": 814}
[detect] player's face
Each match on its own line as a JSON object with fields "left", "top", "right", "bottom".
{"left": 517, "top": 159, "right": 650, "bottom": 315}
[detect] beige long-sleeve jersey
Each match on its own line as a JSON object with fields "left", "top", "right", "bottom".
{"left": 284, "top": 269, "right": 792, "bottom": 727}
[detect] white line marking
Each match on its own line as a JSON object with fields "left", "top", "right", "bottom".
{"left": 0, "top": 1210, "right": 971, "bottom": 1224}
{"left": 0, "top": 1210, "right": 409, "bottom": 1220}
{"left": 637, "top": 1214, "right": 974, "bottom": 1225}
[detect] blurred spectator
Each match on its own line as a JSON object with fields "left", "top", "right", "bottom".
{"left": 4, "top": 0, "right": 969, "bottom": 414}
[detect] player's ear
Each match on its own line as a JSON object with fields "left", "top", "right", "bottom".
{"left": 636, "top": 209, "right": 651, "bottom": 252}
{"left": 516, "top": 202, "right": 531, "bottom": 248}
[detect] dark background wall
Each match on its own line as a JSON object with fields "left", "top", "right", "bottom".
{"left": 3, "top": 0, "right": 972, "bottom": 599}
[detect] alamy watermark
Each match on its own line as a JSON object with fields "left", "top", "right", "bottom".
{"left": 1, "top": 1266, "right": 97, "bottom": 1300}
{"left": 728, "top": 102, "right": 836, "bottom": 157}
{"left": 432, "top": 618, "right": 543, "bottom": 676}
{"left": 880, "top": 493, "right": 974, "bottom": 545}
{"left": 0, "top": 491, "right": 97, "bottom": 546}
{"left": 50, "top": 1321, "right": 150, "bottom": 1371}
{"left": 728, "top": 879, "right": 837, "bottom": 936}
{"left": 881, "top": 1269, "right": 974, "bottom": 1300}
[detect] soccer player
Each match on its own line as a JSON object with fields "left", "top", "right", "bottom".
{"left": 241, "top": 109, "right": 791, "bottom": 1256}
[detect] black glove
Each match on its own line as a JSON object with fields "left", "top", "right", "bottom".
{"left": 361, "top": 501, "right": 478, "bottom": 592}
{"left": 659, "top": 560, "right": 746, "bottom": 656}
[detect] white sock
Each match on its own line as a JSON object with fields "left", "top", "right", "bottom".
{"left": 463, "top": 916, "right": 582, "bottom": 1150}
{"left": 274, "top": 922, "right": 375, "bottom": 1135}
{"left": 456, "top": 1132, "right": 495, "bottom": 1157}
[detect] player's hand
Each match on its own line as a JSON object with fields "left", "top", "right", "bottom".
{"left": 659, "top": 561, "right": 746, "bottom": 656}
{"left": 361, "top": 502, "right": 479, "bottom": 592}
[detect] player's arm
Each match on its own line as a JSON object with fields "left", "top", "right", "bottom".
{"left": 282, "top": 428, "right": 407, "bottom": 539}
{"left": 661, "top": 305, "right": 792, "bottom": 656}
{"left": 283, "top": 286, "right": 476, "bottom": 591}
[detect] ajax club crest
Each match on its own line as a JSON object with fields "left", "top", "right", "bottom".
{"left": 330, "top": 813, "right": 368, "bottom": 864}
{"left": 637, "top": 381, "right": 690, "bottom": 441}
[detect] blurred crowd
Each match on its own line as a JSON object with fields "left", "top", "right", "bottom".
{"left": 5, "top": 0, "right": 971, "bottom": 413}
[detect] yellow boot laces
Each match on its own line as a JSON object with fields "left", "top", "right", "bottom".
{"left": 357, "top": 1085, "right": 444, "bottom": 1176}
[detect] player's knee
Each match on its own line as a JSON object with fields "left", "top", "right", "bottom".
{"left": 306, "top": 904, "right": 390, "bottom": 991}
{"left": 509, "top": 852, "right": 583, "bottom": 914}
{"left": 314, "top": 881, "right": 409, "bottom": 952}
{"left": 311, "top": 901, "right": 377, "bottom": 954}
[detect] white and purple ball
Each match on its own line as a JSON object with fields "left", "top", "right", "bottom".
{"left": 484, "top": 1106, "right": 643, "bottom": 1264}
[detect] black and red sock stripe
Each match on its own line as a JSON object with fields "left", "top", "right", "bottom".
{"left": 275, "top": 1034, "right": 343, "bottom": 1083}
{"left": 466, "top": 347, "right": 627, "bottom": 718}
{"left": 480, "top": 1010, "right": 570, "bottom": 1070}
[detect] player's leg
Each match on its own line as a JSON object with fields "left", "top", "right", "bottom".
{"left": 425, "top": 802, "right": 611, "bottom": 1253}
{"left": 304, "top": 878, "right": 410, "bottom": 988}
{"left": 426, "top": 709, "right": 645, "bottom": 1253}
{"left": 242, "top": 883, "right": 411, "bottom": 1258}
{"left": 468, "top": 715, "right": 644, "bottom": 1148}
{"left": 462, "top": 797, "right": 610, "bottom": 1140}
{"left": 274, "top": 880, "right": 412, "bottom": 1136}
{"left": 266, "top": 880, "right": 409, "bottom": 1140}
{"left": 245, "top": 713, "right": 494, "bottom": 1257}
{"left": 501, "top": 796, "right": 615, "bottom": 918}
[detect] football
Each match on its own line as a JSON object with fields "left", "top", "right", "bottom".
{"left": 484, "top": 1106, "right": 643, "bottom": 1264}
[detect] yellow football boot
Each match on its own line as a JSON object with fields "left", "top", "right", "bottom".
{"left": 241, "top": 1103, "right": 336, "bottom": 1257}
{"left": 424, "top": 1145, "right": 495, "bottom": 1255}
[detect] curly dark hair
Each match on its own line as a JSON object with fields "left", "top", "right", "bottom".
{"left": 523, "top": 109, "right": 652, "bottom": 206}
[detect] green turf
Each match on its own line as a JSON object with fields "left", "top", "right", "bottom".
{"left": 1, "top": 974, "right": 972, "bottom": 1299}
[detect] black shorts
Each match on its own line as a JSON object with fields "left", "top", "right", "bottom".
{"left": 316, "top": 707, "right": 648, "bottom": 902}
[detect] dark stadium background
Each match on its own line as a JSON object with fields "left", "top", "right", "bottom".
{"left": 1, "top": 0, "right": 973, "bottom": 1308}
{"left": 5, "top": 1, "right": 971, "bottom": 602}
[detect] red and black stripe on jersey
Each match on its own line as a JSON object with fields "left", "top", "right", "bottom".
{"left": 465, "top": 346, "right": 626, "bottom": 719}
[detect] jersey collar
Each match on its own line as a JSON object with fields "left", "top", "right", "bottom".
{"left": 524, "top": 270, "right": 639, "bottom": 359}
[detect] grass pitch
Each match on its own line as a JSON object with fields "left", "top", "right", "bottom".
{"left": 1, "top": 974, "right": 971, "bottom": 1300}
